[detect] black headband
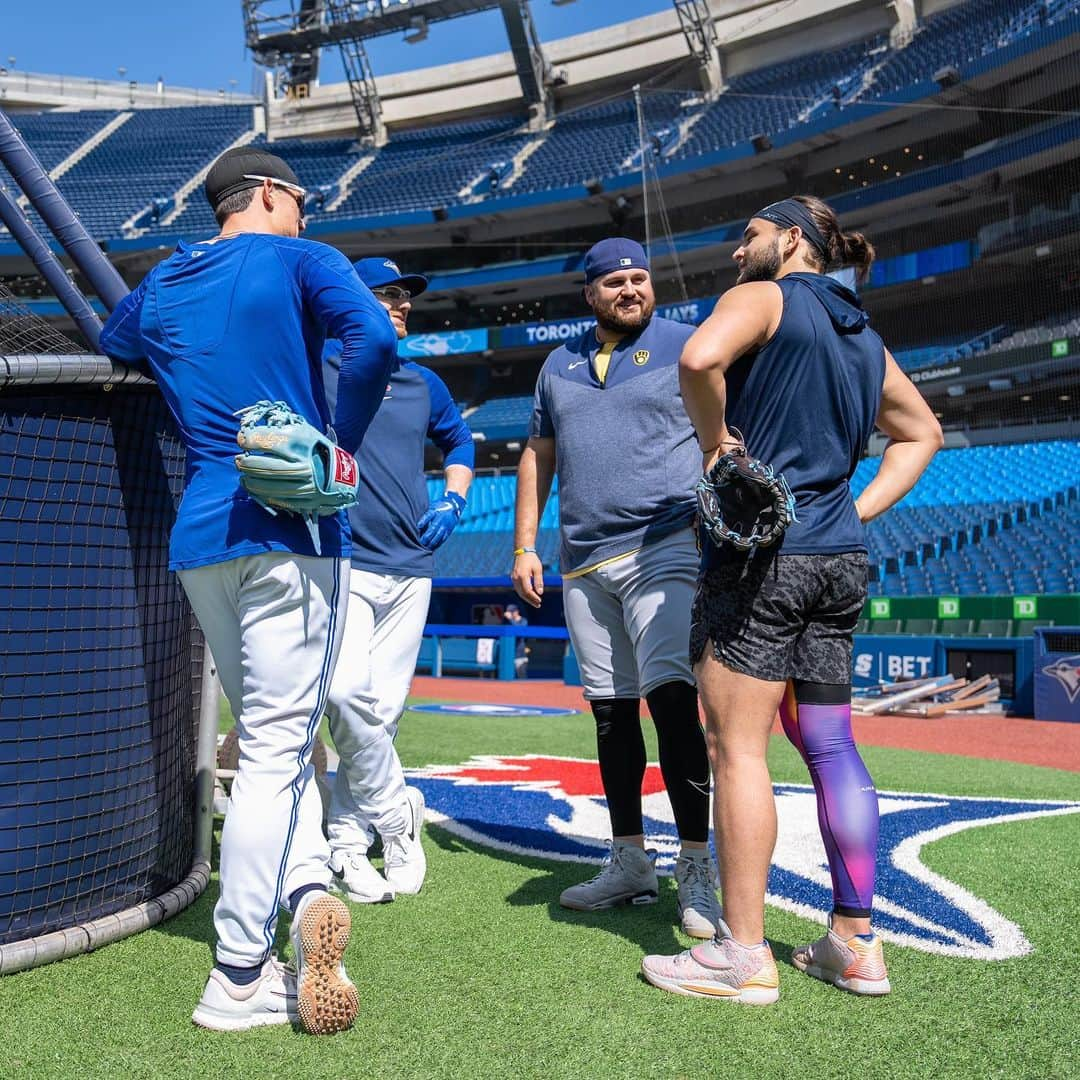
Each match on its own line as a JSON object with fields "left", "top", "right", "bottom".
{"left": 752, "top": 199, "right": 830, "bottom": 261}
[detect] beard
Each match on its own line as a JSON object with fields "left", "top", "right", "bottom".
{"left": 592, "top": 294, "right": 656, "bottom": 333}
{"left": 736, "top": 238, "right": 782, "bottom": 283}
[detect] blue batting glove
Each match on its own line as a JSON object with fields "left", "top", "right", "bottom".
{"left": 417, "top": 490, "right": 466, "bottom": 551}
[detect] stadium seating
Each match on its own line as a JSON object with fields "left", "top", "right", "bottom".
{"left": 7, "top": 0, "right": 1079, "bottom": 239}
{"left": 8, "top": 110, "right": 117, "bottom": 172}
{"left": 465, "top": 395, "right": 534, "bottom": 441}
{"left": 333, "top": 115, "right": 530, "bottom": 218}
{"left": 675, "top": 34, "right": 889, "bottom": 161}
{"left": 25, "top": 105, "right": 253, "bottom": 237}
{"left": 858, "top": 0, "right": 1064, "bottom": 100}
{"left": 854, "top": 441, "right": 1080, "bottom": 596}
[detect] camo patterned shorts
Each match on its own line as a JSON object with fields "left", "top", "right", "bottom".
{"left": 690, "top": 550, "right": 868, "bottom": 684}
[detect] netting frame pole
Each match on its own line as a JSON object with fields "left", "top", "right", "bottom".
{"left": 194, "top": 640, "right": 221, "bottom": 867}
{"left": 0, "top": 108, "right": 129, "bottom": 312}
{"left": 0, "top": 183, "right": 104, "bottom": 351}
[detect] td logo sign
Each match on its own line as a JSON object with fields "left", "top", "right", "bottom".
{"left": 938, "top": 596, "right": 960, "bottom": 619}
{"left": 870, "top": 598, "right": 891, "bottom": 619}
{"left": 1013, "top": 596, "right": 1038, "bottom": 619}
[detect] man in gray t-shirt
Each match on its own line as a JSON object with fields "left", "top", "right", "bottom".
{"left": 512, "top": 238, "right": 720, "bottom": 938}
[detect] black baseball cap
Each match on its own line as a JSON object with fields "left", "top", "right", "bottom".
{"left": 204, "top": 146, "right": 305, "bottom": 210}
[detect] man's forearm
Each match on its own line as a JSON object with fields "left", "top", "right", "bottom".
{"left": 514, "top": 444, "right": 554, "bottom": 547}
{"left": 444, "top": 463, "right": 473, "bottom": 499}
{"left": 679, "top": 364, "right": 730, "bottom": 455}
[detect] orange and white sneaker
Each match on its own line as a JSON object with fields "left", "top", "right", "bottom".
{"left": 641, "top": 920, "right": 780, "bottom": 1005}
{"left": 792, "top": 919, "right": 891, "bottom": 996}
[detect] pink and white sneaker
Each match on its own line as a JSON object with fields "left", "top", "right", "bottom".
{"left": 792, "top": 919, "right": 891, "bottom": 996}
{"left": 641, "top": 921, "right": 780, "bottom": 1005}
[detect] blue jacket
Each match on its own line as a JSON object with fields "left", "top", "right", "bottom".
{"left": 323, "top": 349, "right": 474, "bottom": 577}
{"left": 99, "top": 233, "right": 398, "bottom": 570}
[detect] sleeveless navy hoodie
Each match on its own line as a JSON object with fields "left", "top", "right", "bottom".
{"left": 704, "top": 272, "right": 884, "bottom": 566}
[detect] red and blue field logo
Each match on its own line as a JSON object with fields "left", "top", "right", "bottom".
{"left": 406, "top": 754, "right": 1080, "bottom": 960}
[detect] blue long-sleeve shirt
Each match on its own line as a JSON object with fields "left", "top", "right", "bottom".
{"left": 100, "top": 233, "right": 398, "bottom": 571}
{"left": 323, "top": 348, "right": 474, "bottom": 577}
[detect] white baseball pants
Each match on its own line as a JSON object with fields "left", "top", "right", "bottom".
{"left": 179, "top": 552, "right": 348, "bottom": 968}
{"left": 324, "top": 569, "right": 431, "bottom": 854}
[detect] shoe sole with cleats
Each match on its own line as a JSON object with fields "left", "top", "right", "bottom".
{"left": 294, "top": 895, "right": 360, "bottom": 1034}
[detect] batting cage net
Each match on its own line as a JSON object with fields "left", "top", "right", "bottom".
{"left": 0, "top": 283, "right": 210, "bottom": 973}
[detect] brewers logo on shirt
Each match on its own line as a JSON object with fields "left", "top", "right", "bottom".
{"left": 633, "top": 349, "right": 650, "bottom": 366}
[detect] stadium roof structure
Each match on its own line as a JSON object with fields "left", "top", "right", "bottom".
{"left": 243, "top": 0, "right": 565, "bottom": 143}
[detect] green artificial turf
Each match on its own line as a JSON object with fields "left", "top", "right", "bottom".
{"left": 3, "top": 706, "right": 1078, "bottom": 1079}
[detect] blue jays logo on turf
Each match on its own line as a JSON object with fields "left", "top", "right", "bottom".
{"left": 411, "top": 704, "right": 577, "bottom": 718}
{"left": 406, "top": 754, "right": 1080, "bottom": 960}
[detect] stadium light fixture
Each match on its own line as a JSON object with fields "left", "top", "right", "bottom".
{"left": 934, "top": 65, "right": 961, "bottom": 88}
{"left": 404, "top": 15, "right": 428, "bottom": 44}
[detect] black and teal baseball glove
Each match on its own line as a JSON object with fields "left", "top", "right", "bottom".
{"left": 696, "top": 436, "right": 797, "bottom": 552}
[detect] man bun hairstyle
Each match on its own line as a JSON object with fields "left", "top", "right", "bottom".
{"left": 792, "top": 194, "right": 876, "bottom": 282}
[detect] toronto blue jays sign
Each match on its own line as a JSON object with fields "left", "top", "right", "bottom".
{"left": 406, "top": 755, "right": 1080, "bottom": 960}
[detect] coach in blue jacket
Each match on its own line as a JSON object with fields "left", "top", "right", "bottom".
{"left": 323, "top": 257, "right": 474, "bottom": 904}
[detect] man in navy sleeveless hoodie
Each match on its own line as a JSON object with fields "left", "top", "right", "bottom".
{"left": 322, "top": 257, "right": 474, "bottom": 904}
{"left": 99, "top": 147, "right": 398, "bottom": 1033}
{"left": 641, "top": 196, "right": 942, "bottom": 1004}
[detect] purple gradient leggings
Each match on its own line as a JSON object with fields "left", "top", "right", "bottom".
{"left": 779, "top": 681, "right": 879, "bottom": 918}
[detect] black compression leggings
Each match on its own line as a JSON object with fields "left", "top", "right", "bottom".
{"left": 591, "top": 680, "right": 709, "bottom": 842}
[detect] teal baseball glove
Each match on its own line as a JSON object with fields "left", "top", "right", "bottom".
{"left": 234, "top": 399, "right": 359, "bottom": 555}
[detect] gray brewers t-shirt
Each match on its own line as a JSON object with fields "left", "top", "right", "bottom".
{"left": 530, "top": 315, "right": 699, "bottom": 575}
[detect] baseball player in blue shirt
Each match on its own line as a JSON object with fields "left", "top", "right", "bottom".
{"left": 323, "top": 257, "right": 474, "bottom": 902}
{"left": 99, "top": 146, "right": 398, "bottom": 1034}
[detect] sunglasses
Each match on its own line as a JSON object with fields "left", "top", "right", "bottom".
{"left": 372, "top": 285, "right": 412, "bottom": 304}
{"left": 243, "top": 174, "right": 307, "bottom": 218}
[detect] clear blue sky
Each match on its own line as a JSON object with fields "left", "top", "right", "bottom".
{"left": 5, "top": 1, "right": 672, "bottom": 93}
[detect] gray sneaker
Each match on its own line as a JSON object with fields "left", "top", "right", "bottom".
{"left": 559, "top": 842, "right": 659, "bottom": 911}
{"left": 674, "top": 853, "right": 723, "bottom": 939}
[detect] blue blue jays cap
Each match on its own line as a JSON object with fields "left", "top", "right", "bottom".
{"left": 353, "top": 256, "right": 428, "bottom": 297}
{"left": 584, "top": 237, "right": 650, "bottom": 284}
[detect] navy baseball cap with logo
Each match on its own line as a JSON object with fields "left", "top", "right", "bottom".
{"left": 353, "top": 257, "right": 428, "bottom": 297}
{"left": 583, "top": 237, "right": 650, "bottom": 284}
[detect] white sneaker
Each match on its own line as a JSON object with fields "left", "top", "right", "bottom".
{"left": 330, "top": 849, "right": 395, "bottom": 904}
{"left": 674, "top": 852, "right": 723, "bottom": 939}
{"left": 289, "top": 891, "right": 360, "bottom": 1035}
{"left": 383, "top": 786, "right": 426, "bottom": 895}
{"left": 191, "top": 958, "right": 295, "bottom": 1031}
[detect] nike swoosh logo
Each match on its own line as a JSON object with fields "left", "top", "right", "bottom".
{"left": 687, "top": 776, "right": 712, "bottom": 797}
{"left": 567, "top": 360, "right": 587, "bottom": 370}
